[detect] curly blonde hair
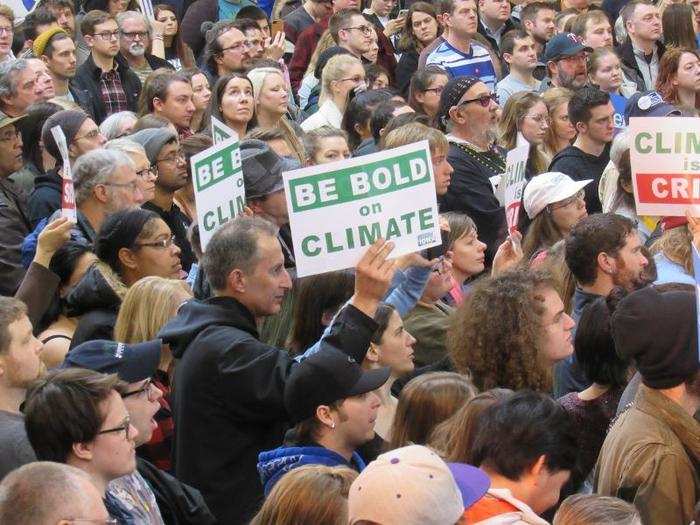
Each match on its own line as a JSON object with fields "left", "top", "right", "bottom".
{"left": 447, "top": 268, "right": 559, "bottom": 392}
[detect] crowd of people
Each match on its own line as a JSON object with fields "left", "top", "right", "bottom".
{"left": 0, "top": 0, "right": 698, "bottom": 522}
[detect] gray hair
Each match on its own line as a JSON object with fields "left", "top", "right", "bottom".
{"left": 0, "top": 59, "right": 31, "bottom": 101}
{"left": 105, "top": 137, "right": 147, "bottom": 159}
{"left": 0, "top": 462, "right": 95, "bottom": 525}
{"left": 202, "top": 215, "right": 278, "bottom": 291}
{"left": 610, "top": 129, "right": 630, "bottom": 168}
{"left": 73, "top": 148, "right": 134, "bottom": 206}
{"left": 99, "top": 111, "right": 137, "bottom": 140}
{"left": 116, "top": 10, "right": 152, "bottom": 35}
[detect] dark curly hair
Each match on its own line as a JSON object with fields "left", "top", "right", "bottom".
{"left": 447, "top": 268, "right": 560, "bottom": 392}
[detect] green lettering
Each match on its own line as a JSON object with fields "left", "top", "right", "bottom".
{"left": 358, "top": 222, "right": 381, "bottom": 245}
{"left": 325, "top": 232, "right": 343, "bottom": 253}
{"left": 656, "top": 133, "right": 670, "bottom": 154}
{"left": 635, "top": 132, "right": 652, "bottom": 154}
{"left": 385, "top": 217, "right": 401, "bottom": 239}
{"left": 301, "top": 235, "right": 321, "bottom": 256}
{"left": 418, "top": 207, "right": 434, "bottom": 230}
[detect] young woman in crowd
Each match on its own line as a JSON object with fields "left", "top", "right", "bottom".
{"left": 301, "top": 54, "right": 365, "bottom": 133}
{"left": 542, "top": 87, "right": 577, "bottom": 159}
{"left": 395, "top": 2, "right": 440, "bottom": 96}
{"left": 388, "top": 372, "right": 476, "bottom": 450}
{"left": 68, "top": 208, "right": 183, "bottom": 346}
{"left": 303, "top": 126, "right": 351, "bottom": 166}
{"left": 14, "top": 102, "right": 60, "bottom": 195}
{"left": 408, "top": 66, "right": 449, "bottom": 126}
{"left": 154, "top": 4, "right": 195, "bottom": 70}
{"left": 248, "top": 66, "right": 306, "bottom": 162}
{"left": 442, "top": 213, "right": 486, "bottom": 306}
{"left": 207, "top": 73, "right": 255, "bottom": 139}
{"left": 558, "top": 292, "right": 629, "bottom": 492}
{"left": 37, "top": 242, "right": 97, "bottom": 368}
{"left": 448, "top": 268, "right": 575, "bottom": 393}
{"left": 499, "top": 92, "right": 551, "bottom": 178}
{"left": 587, "top": 48, "right": 637, "bottom": 98}
{"left": 553, "top": 494, "right": 641, "bottom": 525}
{"left": 363, "top": 31, "right": 379, "bottom": 64}
{"left": 521, "top": 172, "right": 591, "bottom": 261}
{"left": 342, "top": 90, "right": 392, "bottom": 153}
{"left": 661, "top": 4, "right": 698, "bottom": 50}
{"left": 182, "top": 68, "right": 211, "bottom": 133}
{"left": 656, "top": 47, "right": 700, "bottom": 116}
{"left": 99, "top": 111, "right": 138, "bottom": 140}
{"left": 363, "top": 303, "right": 417, "bottom": 443}
{"left": 364, "top": 64, "right": 390, "bottom": 90}
{"left": 250, "top": 465, "right": 357, "bottom": 525}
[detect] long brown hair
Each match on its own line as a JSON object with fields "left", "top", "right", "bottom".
{"left": 521, "top": 210, "right": 565, "bottom": 261}
{"left": 397, "top": 2, "right": 440, "bottom": 53}
{"left": 499, "top": 91, "right": 550, "bottom": 175}
{"left": 154, "top": 4, "right": 195, "bottom": 68}
{"left": 542, "top": 87, "right": 574, "bottom": 158}
{"left": 388, "top": 372, "right": 476, "bottom": 450}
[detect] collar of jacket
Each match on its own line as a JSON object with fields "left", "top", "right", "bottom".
{"left": 634, "top": 383, "right": 700, "bottom": 461}
{"left": 85, "top": 52, "right": 130, "bottom": 80}
{"left": 206, "top": 295, "right": 259, "bottom": 337}
{"left": 618, "top": 38, "right": 665, "bottom": 67}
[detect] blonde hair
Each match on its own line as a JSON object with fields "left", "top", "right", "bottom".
{"left": 383, "top": 122, "right": 449, "bottom": 155}
{"left": 247, "top": 67, "right": 284, "bottom": 101}
{"left": 320, "top": 54, "right": 363, "bottom": 105}
{"left": 553, "top": 494, "right": 640, "bottom": 525}
{"left": 114, "top": 276, "right": 192, "bottom": 343}
{"left": 249, "top": 465, "right": 357, "bottom": 525}
{"left": 542, "top": 87, "right": 574, "bottom": 159}
{"left": 651, "top": 225, "right": 693, "bottom": 274}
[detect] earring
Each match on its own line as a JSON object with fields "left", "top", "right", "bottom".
{"left": 331, "top": 422, "right": 336, "bottom": 429}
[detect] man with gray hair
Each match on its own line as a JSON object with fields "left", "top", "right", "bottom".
{"left": 105, "top": 137, "right": 158, "bottom": 203}
{"left": 0, "top": 462, "right": 111, "bottom": 524}
{"left": 116, "top": 11, "right": 172, "bottom": 85}
{"left": 0, "top": 59, "right": 42, "bottom": 118}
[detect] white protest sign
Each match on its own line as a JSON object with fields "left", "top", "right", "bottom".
{"left": 190, "top": 136, "right": 245, "bottom": 250}
{"left": 283, "top": 141, "right": 441, "bottom": 277}
{"left": 503, "top": 143, "right": 529, "bottom": 234}
{"left": 50, "top": 126, "right": 77, "bottom": 221}
{"left": 630, "top": 117, "right": 700, "bottom": 216}
{"left": 211, "top": 116, "right": 237, "bottom": 145}
{"left": 137, "top": 0, "right": 154, "bottom": 20}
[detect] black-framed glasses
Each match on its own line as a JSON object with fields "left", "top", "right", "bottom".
{"left": 133, "top": 234, "right": 177, "bottom": 250}
{"left": 423, "top": 86, "right": 444, "bottom": 95}
{"left": 122, "top": 378, "right": 158, "bottom": 400}
{"left": 94, "top": 31, "right": 120, "bottom": 41}
{"left": 97, "top": 416, "right": 131, "bottom": 440}
{"left": 157, "top": 149, "right": 186, "bottom": 164}
{"left": 120, "top": 30, "right": 148, "bottom": 40}
{"left": 343, "top": 25, "right": 373, "bottom": 36}
{"left": 457, "top": 92, "right": 498, "bottom": 108}
{"left": 136, "top": 166, "right": 158, "bottom": 179}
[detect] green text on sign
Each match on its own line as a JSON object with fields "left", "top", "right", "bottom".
{"left": 194, "top": 142, "right": 242, "bottom": 192}
{"left": 289, "top": 150, "right": 431, "bottom": 212}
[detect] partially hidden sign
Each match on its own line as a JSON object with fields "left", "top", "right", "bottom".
{"left": 630, "top": 117, "right": 700, "bottom": 216}
{"left": 190, "top": 136, "right": 245, "bottom": 250}
{"left": 211, "top": 116, "right": 237, "bottom": 145}
{"left": 284, "top": 141, "right": 441, "bottom": 277}
{"left": 503, "top": 143, "right": 529, "bottom": 234}
{"left": 50, "top": 126, "right": 76, "bottom": 221}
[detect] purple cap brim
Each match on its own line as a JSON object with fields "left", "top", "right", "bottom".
{"left": 447, "top": 463, "right": 491, "bottom": 509}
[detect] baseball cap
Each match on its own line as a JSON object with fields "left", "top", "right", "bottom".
{"left": 284, "top": 346, "right": 390, "bottom": 424}
{"left": 240, "top": 139, "right": 300, "bottom": 200}
{"left": 523, "top": 171, "right": 592, "bottom": 219}
{"left": 130, "top": 128, "right": 178, "bottom": 165}
{"left": 348, "top": 445, "right": 490, "bottom": 525}
{"left": 543, "top": 33, "right": 592, "bottom": 62}
{"left": 62, "top": 339, "right": 161, "bottom": 383}
{"left": 0, "top": 113, "right": 24, "bottom": 130}
{"left": 624, "top": 90, "right": 682, "bottom": 124}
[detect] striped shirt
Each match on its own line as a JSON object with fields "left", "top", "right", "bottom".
{"left": 426, "top": 39, "right": 496, "bottom": 90}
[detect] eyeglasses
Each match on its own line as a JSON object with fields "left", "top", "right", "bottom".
{"left": 97, "top": 416, "right": 132, "bottom": 440}
{"left": 134, "top": 234, "right": 177, "bottom": 250}
{"left": 550, "top": 190, "right": 585, "bottom": 210}
{"left": 0, "top": 26, "right": 13, "bottom": 35}
{"left": 559, "top": 53, "right": 587, "bottom": 64}
{"left": 343, "top": 25, "right": 374, "bottom": 36}
{"left": 94, "top": 31, "right": 120, "bottom": 41}
{"left": 423, "top": 86, "right": 444, "bottom": 95}
{"left": 74, "top": 129, "right": 101, "bottom": 141}
{"left": 0, "top": 128, "right": 20, "bottom": 143}
{"left": 338, "top": 75, "right": 365, "bottom": 83}
{"left": 120, "top": 30, "right": 149, "bottom": 40}
{"left": 103, "top": 180, "right": 140, "bottom": 191}
{"left": 122, "top": 378, "right": 159, "bottom": 401}
{"left": 524, "top": 113, "right": 551, "bottom": 127}
{"left": 221, "top": 42, "right": 245, "bottom": 53}
{"left": 157, "top": 149, "right": 186, "bottom": 164}
{"left": 457, "top": 92, "right": 498, "bottom": 108}
{"left": 136, "top": 166, "right": 158, "bottom": 179}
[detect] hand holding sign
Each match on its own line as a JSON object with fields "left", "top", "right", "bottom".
{"left": 351, "top": 239, "right": 396, "bottom": 318}
{"left": 34, "top": 216, "right": 73, "bottom": 268}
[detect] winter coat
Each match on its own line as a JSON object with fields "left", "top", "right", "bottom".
{"left": 617, "top": 39, "right": 666, "bottom": 92}
{"left": 28, "top": 168, "right": 62, "bottom": 228}
{"left": 157, "top": 296, "right": 378, "bottom": 524}
{"left": 0, "top": 177, "right": 31, "bottom": 296}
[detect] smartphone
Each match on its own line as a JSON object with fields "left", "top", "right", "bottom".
{"left": 398, "top": 8, "right": 409, "bottom": 17}
{"left": 271, "top": 19, "right": 284, "bottom": 38}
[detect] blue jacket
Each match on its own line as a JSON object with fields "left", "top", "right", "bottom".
{"left": 257, "top": 445, "right": 365, "bottom": 495}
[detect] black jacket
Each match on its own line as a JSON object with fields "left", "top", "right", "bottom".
{"left": 477, "top": 17, "right": 519, "bottom": 54}
{"left": 145, "top": 53, "right": 174, "bottom": 71}
{"left": 617, "top": 38, "right": 665, "bottom": 92}
{"left": 158, "top": 296, "right": 378, "bottom": 524}
{"left": 28, "top": 168, "right": 61, "bottom": 228}
{"left": 548, "top": 144, "right": 611, "bottom": 214}
{"left": 396, "top": 49, "right": 418, "bottom": 98}
{"left": 71, "top": 53, "right": 142, "bottom": 124}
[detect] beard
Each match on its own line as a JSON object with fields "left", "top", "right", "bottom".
{"left": 128, "top": 42, "right": 146, "bottom": 56}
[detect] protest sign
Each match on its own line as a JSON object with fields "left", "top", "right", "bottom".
{"left": 283, "top": 141, "right": 441, "bottom": 277}
{"left": 630, "top": 117, "right": 700, "bottom": 216}
{"left": 190, "top": 136, "right": 245, "bottom": 250}
{"left": 503, "top": 143, "right": 529, "bottom": 234}
{"left": 50, "top": 126, "right": 76, "bottom": 221}
{"left": 211, "top": 116, "right": 237, "bottom": 145}
{"left": 137, "top": 0, "right": 154, "bottom": 20}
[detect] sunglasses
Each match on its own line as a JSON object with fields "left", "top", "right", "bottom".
{"left": 457, "top": 92, "right": 498, "bottom": 108}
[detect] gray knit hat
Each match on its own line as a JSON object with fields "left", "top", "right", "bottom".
{"left": 130, "top": 127, "right": 178, "bottom": 165}
{"left": 42, "top": 110, "right": 89, "bottom": 163}
{"left": 240, "top": 139, "right": 300, "bottom": 200}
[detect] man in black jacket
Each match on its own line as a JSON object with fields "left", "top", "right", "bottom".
{"left": 158, "top": 215, "right": 396, "bottom": 524}
{"left": 617, "top": 0, "right": 664, "bottom": 91}
{"left": 71, "top": 10, "right": 142, "bottom": 124}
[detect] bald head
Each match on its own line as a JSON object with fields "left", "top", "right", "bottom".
{"left": 0, "top": 462, "right": 109, "bottom": 525}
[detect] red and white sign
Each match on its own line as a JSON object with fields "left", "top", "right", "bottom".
{"left": 51, "top": 126, "right": 77, "bottom": 221}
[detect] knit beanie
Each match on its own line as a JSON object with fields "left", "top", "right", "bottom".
{"left": 33, "top": 27, "right": 67, "bottom": 57}
{"left": 42, "top": 110, "right": 89, "bottom": 163}
{"left": 611, "top": 285, "right": 699, "bottom": 389}
{"left": 437, "top": 76, "right": 481, "bottom": 132}
{"left": 130, "top": 127, "right": 178, "bottom": 165}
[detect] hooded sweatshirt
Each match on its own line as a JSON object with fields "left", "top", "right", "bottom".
{"left": 28, "top": 168, "right": 62, "bottom": 228}
{"left": 157, "top": 296, "right": 377, "bottom": 525}
{"left": 548, "top": 144, "right": 611, "bottom": 214}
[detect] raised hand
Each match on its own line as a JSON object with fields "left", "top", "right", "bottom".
{"left": 34, "top": 216, "right": 74, "bottom": 267}
{"left": 264, "top": 31, "right": 286, "bottom": 61}
{"left": 492, "top": 230, "right": 523, "bottom": 276}
{"left": 351, "top": 238, "right": 396, "bottom": 317}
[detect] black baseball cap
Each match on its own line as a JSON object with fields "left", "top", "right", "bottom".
{"left": 285, "top": 347, "right": 391, "bottom": 424}
{"left": 62, "top": 339, "right": 161, "bottom": 383}
{"left": 543, "top": 33, "right": 592, "bottom": 62}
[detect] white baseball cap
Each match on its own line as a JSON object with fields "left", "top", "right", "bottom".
{"left": 523, "top": 172, "right": 593, "bottom": 219}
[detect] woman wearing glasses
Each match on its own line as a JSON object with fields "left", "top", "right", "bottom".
{"left": 521, "top": 172, "right": 591, "bottom": 262}
{"left": 396, "top": 2, "right": 440, "bottom": 97}
{"left": 300, "top": 53, "right": 366, "bottom": 133}
{"left": 68, "top": 208, "right": 183, "bottom": 347}
{"left": 407, "top": 65, "right": 449, "bottom": 125}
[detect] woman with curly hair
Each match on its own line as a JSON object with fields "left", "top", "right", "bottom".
{"left": 448, "top": 268, "right": 575, "bottom": 392}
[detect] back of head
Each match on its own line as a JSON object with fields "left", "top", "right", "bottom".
{"left": 342, "top": 89, "right": 393, "bottom": 149}
{"left": 553, "top": 494, "right": 641, "bottom": 525}
{"left": 389, "top": 372, "right": 476, "bottom": 449}
{"left": 0, "top": 462, "right": 103, "bottom": 525}
{"left": 371, "top": 100, "right": 408, "bottom": 143}
{"left": 471, "top": 390, "right": 577, "bottom": 480}
{"left": 72, "top": 148, "right": 133, "bottom": 207}
{"left": 382, "top": 122, "right": 448, "bottom": 155}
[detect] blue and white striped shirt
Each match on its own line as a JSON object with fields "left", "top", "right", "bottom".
{"left": 426, "top": 40, "right": 497, "bottom": 90}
